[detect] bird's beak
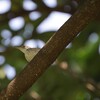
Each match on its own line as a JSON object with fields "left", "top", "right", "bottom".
{"left": 15, "top": 46, "right": 26, "bottom": 53}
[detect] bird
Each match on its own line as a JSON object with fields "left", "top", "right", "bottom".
{"left": 16, "top": 46, "right": 40, "bottom": 62}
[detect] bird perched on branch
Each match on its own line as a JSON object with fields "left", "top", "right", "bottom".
{"left": 16, "top": 46, "right": 40, "bottom": 62}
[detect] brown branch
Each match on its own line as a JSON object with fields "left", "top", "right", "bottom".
{"left": 0, "top": 0, "right": 100, "bottom": 99}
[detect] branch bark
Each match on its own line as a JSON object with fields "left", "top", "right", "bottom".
{"left": 0, "top": 0, "right": 100, "bottom": 99}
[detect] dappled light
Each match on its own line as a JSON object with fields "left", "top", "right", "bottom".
{"left": 8, "top": 17, "right": 25, "bottom": 31}
{"left": 86, "top": 83, "right": 95, "bottom": 92}
{"left": 0, "top": 0, "right": 11, "bottom": 14}
{"left": 30, "top": 91, "right": 41, "bottom": 100}
{"left": 43, "top": 0, "right": 57, "bottom": 8}
{"left": 10, "top": 36, "right": 23, "bottom": 46}
{"left": 29, "top": 11, "right": 41, "bottom": 21}
{"left": 0, "top": 55, "right": 5, "bottom": 65}
{"left": 37, "top": 11, "right": 71, "bottom": 33}
{"left": 24, "top": 39, "right": 39, "bottom": 48}
{"left": 88, "top": 32, "right": 99, "bottom": 43}
{"left": 23, "top": 0, "right": 37, "bottom": 11}
{"left": 3, "top": 64, "right": 16, "bottom": 80}
{"left": 1, "top": 29, "right": 12, "bottom": 39}
{"left": 59, "top": 61, "right": 68, "bottom": 70}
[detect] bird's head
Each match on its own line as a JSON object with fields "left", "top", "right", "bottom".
{"left": 16, "top": 46, "right": 30, "bottom": 53}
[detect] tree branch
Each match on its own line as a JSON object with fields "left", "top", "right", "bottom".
{"left": 0, "top": 0, "right": 100, "bottom": 99}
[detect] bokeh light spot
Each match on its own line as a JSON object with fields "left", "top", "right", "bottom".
{"left": 11, "top": 36, "right": 23, "bottom": 46}
{"left": 88, "top": 32, "right": 99, "bottom": 43}
{"left": 37, "top": 11, "right": 71, "bottom": 33}
{"left": 1, "top": 29, "right": 12, "bottom": 39}
{"left": 24, "top": 39, "right": 38, "bottom": 48}
{"left": 0, "top": 0, "right": 11, "bottom": 14}
{"left": 0, "top": 55, "right": 5, "bottom": 65}
{"left": 29, "top": 11, "right": 41, "bottom": 20}
{"left": 9, "top": 17, "right": 25, "bottom": 31}
{"left": 3, "top": 64, "right": 16, "bottom": 80}
{"left": 43, "top": 0, "right": 57, "bottom": 8}
{"left": 23, "top": 0, "right": 37, "bottom": 11}
{"left": 36, "top": 40, "right": 45, "bottom": 48}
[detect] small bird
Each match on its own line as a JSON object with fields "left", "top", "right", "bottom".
{"left": 16, "top": 46, "right": 40, "bottom": 62}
